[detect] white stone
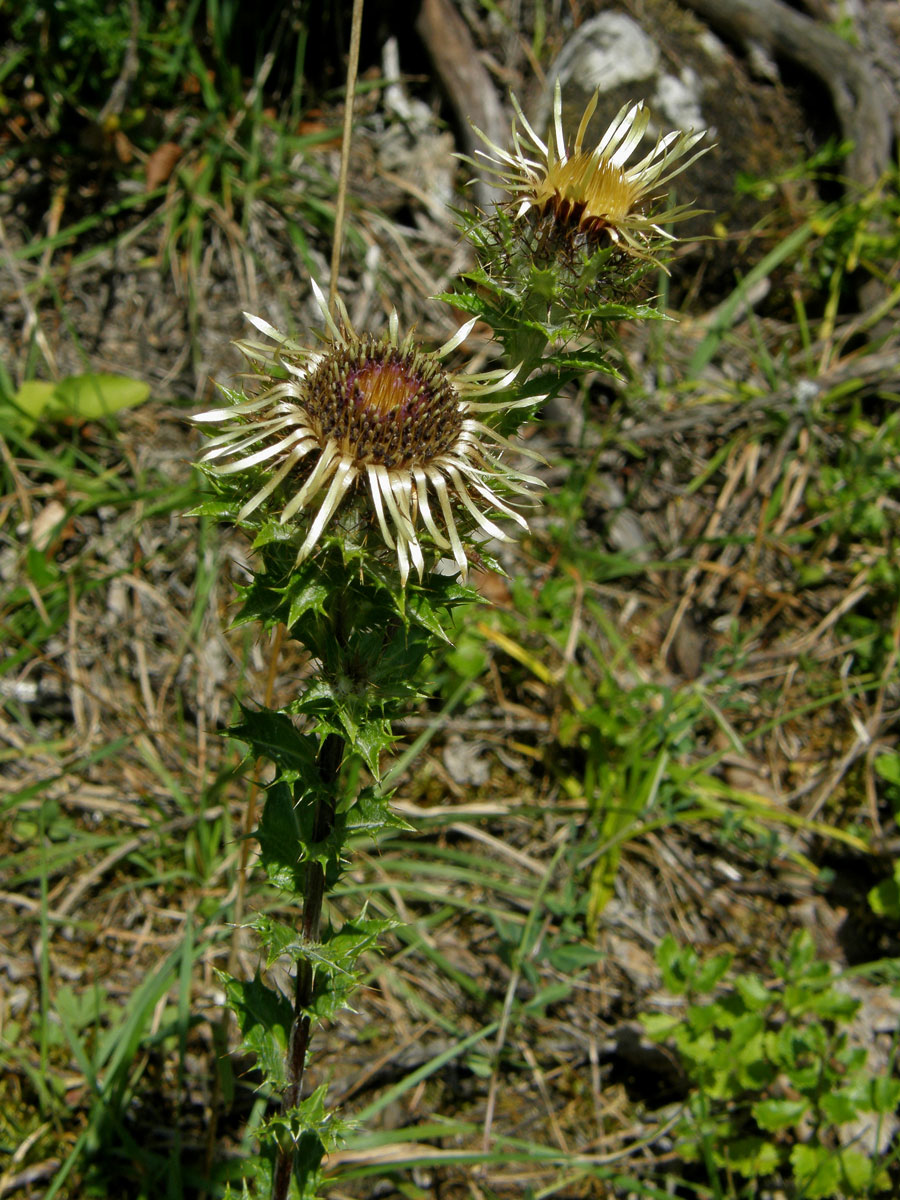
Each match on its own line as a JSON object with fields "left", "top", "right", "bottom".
{"left": 549, "top": 13, "right": 660, "bottom": 95}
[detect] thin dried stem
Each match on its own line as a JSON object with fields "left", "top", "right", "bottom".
{"left": 328, "top": 0, "right": 365, "bottom": 316}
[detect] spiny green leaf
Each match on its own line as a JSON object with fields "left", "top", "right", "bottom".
{"left": 264, "top": 1083, "right": 354, "bottom": 1152}
{"left": 251, "top": 520, "right": 300, "bottom": 550}
{"left": 250, "top": 913, "right": 302, "bottom": 968}
{"left": 185, "top": 498, "right": 240, "bottom": 520}
{"left": 545, "top": 348, "right": 619, "bottom": 375}
{"left": 287, "top": 578, "right": 331, "bottom": 626}
{"left": 256, "top": 780, "right": 304, "bottom": 891}
{"left": 221, "top": 972, "right": 291, "bottom": 1086}
{"left": 232, "top": 575, "right": 289, "bottom": 629}
{"left": 344, "top": 787, "right": 414, "bottom": 838}
{"left": 320, "top": 916, "right": 396, "bottom": 965}
{"left": 336, "top": 714, "right": 393, "bottom": 777}
{"left": 230, "top": 705, "right": 319, "bottom": 777}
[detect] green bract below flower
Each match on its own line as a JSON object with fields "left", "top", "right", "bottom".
{"left": 475, "top": 81, "right": 708, "bottom": 259}
{"left": 193, "top": 283, "right": 544, "bottom": 584}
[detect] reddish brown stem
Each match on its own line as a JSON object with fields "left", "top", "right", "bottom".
{"left": 271, "top": 731, "right": 343, "bottom": 1200}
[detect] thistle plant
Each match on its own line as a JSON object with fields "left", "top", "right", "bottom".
{"left": 192, "top": 58, "right": 707, "bottom": 1200}
{"left": 455, "top": 81, "right": 708, "bottom": 386}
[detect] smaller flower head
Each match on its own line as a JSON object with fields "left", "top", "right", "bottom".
{"left": 193, "top": 283, "right": 543, "bottom": 584}
{"left": 475, "top": 81, "right": 708, "bottom": 260}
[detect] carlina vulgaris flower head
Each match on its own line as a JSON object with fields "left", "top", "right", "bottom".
{"left": 193, "top": 282, "right": 545, "bottom": 585}
{"left": 474, "top": 79, "right": 709, "bottom": 262}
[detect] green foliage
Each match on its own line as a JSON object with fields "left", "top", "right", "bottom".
{"left": 3, "top": 0, "right": 340, "bottom": 357}
{"left": 5, "top": 0, "right": 306, "bottom": 146}
{"left": 443, "top": 203, "right": 660, "bottom": 388}
{"left": 3, "top": 373, "right": 150, "bottom": 434}
{"left": 805, "top": 406, "right": 900, "bottom": 546}
{"left": 804, "top": 168, "right": 900, "bottom": 303}
{"left": 7, "top": 0, "right": 149, "bottom": 131}
{"left": 0, "top": 406, "right": 198, "bottom": 681}
{"left": 212, "top": 527, "right": 483, "bottom": 1195}
{"left": 643, "top": 931, "right": 898, "bottom": 1197}
{"left": 559, "top": 679, "right": 702, "bottom": 932}
{"left": 224, "top": 972, "right": 294, "bottom": 1089}
{"left": 224, "top": 543, "right": 478, "bottom": 774}
{"left": 868, "top": 861, "right": 900, "bottom": 921}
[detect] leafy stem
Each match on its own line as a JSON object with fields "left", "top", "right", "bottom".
{"left": 272, "top": 730, "right": 343, "bottom": 1200}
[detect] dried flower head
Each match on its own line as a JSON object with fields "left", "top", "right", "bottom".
{"left": 476, "top": 81, "right": 708, "bottom": 259}
{"left": 193, "top": 283, "right": 543, "bottom": 584}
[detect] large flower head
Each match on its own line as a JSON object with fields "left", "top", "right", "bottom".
{"left": 476, "top": 81, "right": 707, "bottom": 259}
{"left": 193, "top": 283, "right": 543, "bottom": 584}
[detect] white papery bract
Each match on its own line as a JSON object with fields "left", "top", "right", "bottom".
{"left": 475, "top": 81, "right": 708, "bottom": 259}
{"left": 193, "top": 283, "right": 543, "bottom": 584}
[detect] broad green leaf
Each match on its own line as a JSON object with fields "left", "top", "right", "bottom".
{"left": 547, "top": 942, "right": 604, "bottom": 972}
{"left": 695, "top": 951, "right": 733, "bottom": 992}
{"left": 721, "top": 1135, "right": 780, "bottom": 1177}
{"left": 789, "top": 1143, "right": 872, "bottom": 1199}
{"left": 657, "top": 935, "right": 697, "bottom": 994}
{"left": 522, "top": 981, "right": 573, "bottom": 1014}
{"left": 11, "top": 380, "right": 56, "bottom": 428}
{"left": 52, "top": 373, "right": 150, "bottom": 419}
{"left": 805, "top": 987, "right": 859, "bottom": 1021}
{"left": 685, "top": 1002, "right": 720, "bottom": 1035}
{"left": 873, "top": 751, "right": 900, "bottom": 784}
{"left": 734, "top": 972, "right": 771, "bottom": 1011}
{"left": 871, "top": 1072, "right": 900, "bottom": 1112}
{"left": 729, "top": 1011, "right": 766, "bottom": 1048}
{"left": 833, "top": 1149, "right": 876, "bottom": 1194}
{"left": 737, "top": 1042, "right": 775, "bottom": 1090}
{"left": 752, "top": 1097, "right": 808, "bottom": 1131}
{"left": 820, "top": 1091, "right": 862, "bottom": 1124}
{"left": 640, "top": 1012, "right": 681, "bottom": 1040}
{"left": 868, "top": 861, "right": 900, "bottom": 919}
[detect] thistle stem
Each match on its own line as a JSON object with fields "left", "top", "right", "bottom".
{"left": 271, "top": 730, "right": 344, "bottom": 1200}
